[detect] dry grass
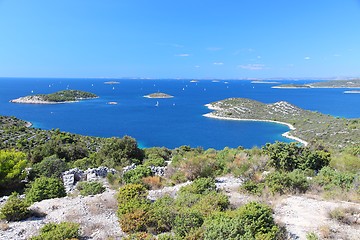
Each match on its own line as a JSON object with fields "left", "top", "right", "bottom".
{"left": 318, "top": 225, "right": 332, "bottom": 239}
{"left": 142, "top": 176, "right": 163, "bottom": 190}
{"left": 0, "top": 221, "right": 10, "bottom": 231}
{"left": 328, "top": 207, "right": 360, "bottom": 225}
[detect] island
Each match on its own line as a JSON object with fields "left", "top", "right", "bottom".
{"left": 204, "top": 98, "right": 360, "bottom": 149}
{"left": 344, "top": 90, "right": 360, "bottom": 94}
{"left": 104, "top": 81, "right": 120, "bottom": 85}
{"left": 273, "top": 79, "right": 360, "bottom": 89}
{"left": 143, "top": 92, "right": 174, "bottom": 98}
{"left": 10, "top": 90, "right": 98, "bottom": 104}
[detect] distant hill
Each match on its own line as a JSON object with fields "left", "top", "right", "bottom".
{"left": 273, "top": 79, "right": 360, "bottom": 89}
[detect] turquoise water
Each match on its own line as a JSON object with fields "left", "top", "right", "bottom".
{"left": 0, "top": 78, "right": 359, "bottom": 149}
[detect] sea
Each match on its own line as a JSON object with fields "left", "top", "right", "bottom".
{"left": 0, "top": 78, "right": 359, "bottom": 149}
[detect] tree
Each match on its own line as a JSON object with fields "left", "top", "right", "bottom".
{"left": 0, "top": 150, "right": 28, "bottom": 190}
{"left": 98, "top": 136, "right": 144, "bottom": 168}
{"left": 31, "top": 155, "right": 67, "bottom": 179}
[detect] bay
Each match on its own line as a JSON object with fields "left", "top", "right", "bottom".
{"left": 0, "top": 78, "right": 359, "bottom": 149}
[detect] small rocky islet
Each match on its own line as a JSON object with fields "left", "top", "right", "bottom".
{"left": 143, "top": 92, "right": 174, "bottom": 98}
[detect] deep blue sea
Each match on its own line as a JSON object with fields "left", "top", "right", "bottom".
{"left": 0, "top": 78, "right": 359, "bottom": 149}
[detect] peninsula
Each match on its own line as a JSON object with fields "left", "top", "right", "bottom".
{"left": 204, "top": 98, "right": 360, "bottom": 149}
{"left": 273, "top": 79, "right": 360, "bottom": 89}
{"left": 10, "top": 90, "right": 98, "bottom": 104}
{"left": 143, "top": 92, "right": 174, "bottom": 98}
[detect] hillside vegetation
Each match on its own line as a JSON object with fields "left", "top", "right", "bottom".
{"left": 0, "top": 114, "right": 359, "bottom": 239}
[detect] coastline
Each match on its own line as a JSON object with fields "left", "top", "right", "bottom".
{"left": 203, "top": 112, "right": 308, "bottom": 146}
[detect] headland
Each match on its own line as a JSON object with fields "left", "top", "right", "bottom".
{"left": 204, "top": 98, "right": 360, "bottom": 149}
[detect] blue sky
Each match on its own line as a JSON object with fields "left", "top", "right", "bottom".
{"left": 1, "top": 0, "right": 360, "bottom": 79}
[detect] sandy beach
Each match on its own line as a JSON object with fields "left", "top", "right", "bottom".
{"left": 203, "top": 112, "right": 308, "bottom": 146}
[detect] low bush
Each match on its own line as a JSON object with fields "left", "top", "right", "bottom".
{"left": 203, "top": 202, "right": 280, "bottom": 240}
{"left": 178, "top": 177, "right": 216, "bottom": 195}
{"left": 306, "top": 232, "right": 320, "bottom": 240}
{"left": 30, "top": 222, "right": 80, "bottom": 240}
{"left": 123, "top": 232, "right": 155, "bottom": 240}
{"left": 0, "top": 192, "right": 30, "bottom": 221}
{"left": 191, "top": 191, "right": 229, "bottom": 217}
{"left": 265, "top": 170, "right": 309, "bottom": 195}
{"left": 119, "top": 209, "right": 148, "bottom": 233}
{"left": 123, "top": 165, "right": 152, "bottom": 184}
{"left": 314, "top": 166, "right": 356, "bottom": 191}
{"left": 106, "top": 172, "right": 122, "bottom": 189}
{"left": 117, "top": 184, "right": 150, "bottom": 216}
{"left": 25, "top": 176, "right": 66, "bottom": 203}
{"left": 146, "top": 195, "right": 176, "bottom": 234}
{"left": 76, "top": 181, "right": 105, "bottom": 196}
{"left": 173, "top": 209, "right": 204, "bottom": 238}
{"left": 263, "top": 142, "right": 330, "bottom": 172}
{"left": 241, "top": 180, "right": 265, "bottom": 196}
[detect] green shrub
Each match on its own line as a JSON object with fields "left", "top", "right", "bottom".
{"left": 306, "top": 232, "right": 320, "bottom": 240}
{"left": 143, "top": 157, "right": 166, "bottom": 167}
{"left": 31, "top": 155, "right": 67, "bottom": 179}
{"left": 241, "top": 180, "right": 265, "bottom": 196}
{"left": 143, "top": 147, "right": 171, "bottom": 167}
{"left": 106, "top": 172, "right": 122, "bottom": 189}
{"left": 263, "top": 142, "right": 330, "bottom": 172}
{"left": 30, "top": 222, "right": 80, "bottom": 240}
{"left": 146, "top": 195, "right": 176, "bottom": 234}
{"left": 123, "top": 165, "right": 152, "bottom": 184}
{"left": 173, "top": 209, "right": 204, "bottom": 238}
{"left": 26, "top": 177, "right": 66, "bottom": 203}
{"left": 330, "top": 152, "right": 360, "bottom": 173}
{"left": 315, "top": 166, "right": 356, "bottom": 191}
{"left": 117, "top": 184, "right": 150, "bottom": 216}
{"left": 179, "top": 177, "right": 216, "bottom": 195}
{"left": 203, "top": 202, "right": 280, "bottom": 240}
{"left": 265, "top": 170, "right": 309, "bottom": 195}
{"left": 0, "top": 192, "right": 30, "bottom": 221}
{"left": 191, "top": 191, "right": 230, "bottom": 216}
{"left": 0, "top": 150, "right": 28, "bottom": 190}
{"left": 157, "top": 233, "right": 180, "bottom": 240}
{"left": 97, "top": 136, "right": 144, "bottom": 168}
{"left": 76, "top": 181, "right": 105, "bottom": 196}
{"left": 123, "top": 232, "right": 155, "bottom": 240}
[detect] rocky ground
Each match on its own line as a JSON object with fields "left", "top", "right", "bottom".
{"left": 1, "top": 175, "right": 359, "bottom": 239}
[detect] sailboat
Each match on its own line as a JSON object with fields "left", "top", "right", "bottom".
{"left": 155, "top": 101, "right": 159, "bottom": 107}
